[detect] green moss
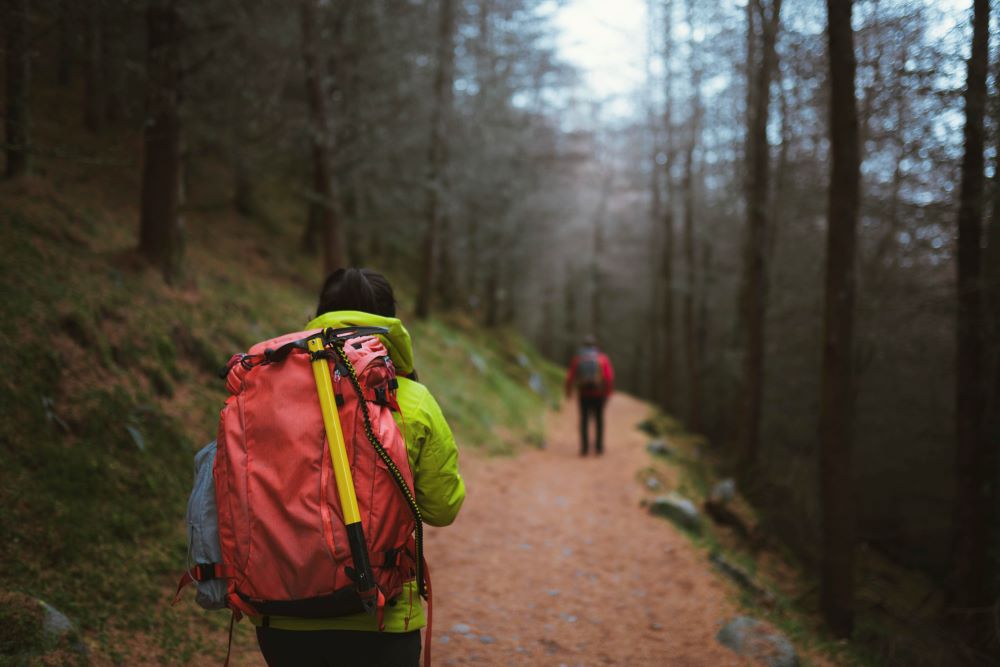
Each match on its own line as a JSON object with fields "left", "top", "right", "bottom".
{"left": 0, "top": 593, "right": 44, "bottom": 656}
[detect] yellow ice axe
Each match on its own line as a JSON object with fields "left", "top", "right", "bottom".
{"left": 307, "top": 335, "right": 378, "bottom": 616}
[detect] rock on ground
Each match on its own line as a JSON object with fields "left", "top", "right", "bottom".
{"left": 716, "top": 616, "right": 798, "bottom": 667}
{"left": 647, "top": 492, "right": 702, "bottom": 534}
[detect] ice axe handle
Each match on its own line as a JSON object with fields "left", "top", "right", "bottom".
{"left": 306, "top": 335, "right": 378, "bottom": 618}
{"left": 346, "top": 523, "right": 378, "bottom": 614}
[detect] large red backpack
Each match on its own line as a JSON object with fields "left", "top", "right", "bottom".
{"left": 176, "top": 326, "right": 428, "bottom": 647}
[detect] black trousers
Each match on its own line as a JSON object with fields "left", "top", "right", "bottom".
{"left": 579, "top": 395, "right": 607, "bottom": 455}
{"left": 256, "top": 627, "right": 421, "bottom": 667}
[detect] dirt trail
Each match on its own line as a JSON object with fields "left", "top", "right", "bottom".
{"left": 427, "top": 393, "right": 750, "bottom": 666}
{"left": 206, "top": 393, "right": 751, "bottom": 667}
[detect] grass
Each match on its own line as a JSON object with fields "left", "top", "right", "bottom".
{"left": 0, "top": 108, "right": 561, "bottom": 662}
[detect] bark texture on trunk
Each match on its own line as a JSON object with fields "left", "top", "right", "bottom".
{"left": 138, "top": 0, "right": 184, "bottom": 284}
{"left": 417, "top": 0, "right": 456, "bottom": 319}
{"left": 300, "top": 0, "right": 346, "bottom": 275}
{"left": 4, "top": 0, "right": 30, "bottom": 179}
{"left": 739, "top": 0, "right": 781, "bottom": 463}
{"left": 56, "top": 0, "right": 73, "bottom": 86}
{"left": 84, "top": 1, "right": 104, "bottom": 133}
{"left": 819, "top": 0, "right": 860, "bottom": 639}
{"left": 986, "top": 47, "right": 1000, "bottom": 621}
{"left": 951, "top": 0, "right": 992, "bottom": 628}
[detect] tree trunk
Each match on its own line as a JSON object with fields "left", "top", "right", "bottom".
{"left": 592, "top": 176, "right": 611, "bottom": 340}
{"left": 300, "top": 0, "right": 346, "bottom": 275}
{"left": 138, "top": 0, "right": 184, "bottom": 284}
{"left": 697, "top": 239, "right": 711, "bottom": 410}
{"left": 682, "top": 8, "right": 703, "bottom": 431}
{"left": 660, "top": 0, "right": 676, "bottom": 413}
{"left": 951, "top": 0, "right": 991, "bottom": 633}
{"left": 541, "top": 280, "right": 555, "bottom": 359}
{"left": 484, "top": 253, "right": 500, "bottom": 328}
{"left": 564, "top": 264, "right": 578, "bottom": 362}
{"left": 986, "top": 43, "right": 1000, "bottom": 618}
{"left": 56, "top": 0, "right": 73, "bottom": 86}
{"left": 84, "top": 1, "right": 104, "bottom": 133}
{"left": 417, "top": 0, "right": 456, "bottom": 319}
{"left": 819, "top": 0, "right": 860, "bottom": 639}
{"left": 232, "top": 145, "right": 257, "bottom": 219}
{"left": 4, "top": 0, "right": 29, "bottom": 179}
{"left": 102, "top": 11, "right": 125, "bottom": 125}
{"left": 738, "top": 0, "right": 781, "bottom": 464}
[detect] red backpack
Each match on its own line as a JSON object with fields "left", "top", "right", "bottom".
{"left": 175, "top": 327, "right": 429, "bottom": 656}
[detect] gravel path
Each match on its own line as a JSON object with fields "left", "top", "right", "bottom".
{"left": 427, "top": 393, "right": 749, "bottom": 666}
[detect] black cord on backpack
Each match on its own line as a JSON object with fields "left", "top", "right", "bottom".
{"left": 333, "top": 343, "right": 427, "bottom": 599}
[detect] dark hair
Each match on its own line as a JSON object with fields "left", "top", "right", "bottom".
{"left": 316, "top": 268, "right": 396, "bottom": 318}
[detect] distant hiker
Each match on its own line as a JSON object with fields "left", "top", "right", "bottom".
{"left": 178, "top": 267, "right": 465, "bottom": 667}
{"left": 565, "top": 335, "right": 614, "bottom": 456}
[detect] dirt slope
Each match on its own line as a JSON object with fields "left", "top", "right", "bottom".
{"left": 427, "top": 393, "right": 750, "bottom": 666}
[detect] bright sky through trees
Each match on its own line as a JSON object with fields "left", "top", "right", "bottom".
{"left": 552, "top": 0, "right": 649, "bottom": 118}
{"left": 550, "top": 0, "right": 971, "bottom": 123}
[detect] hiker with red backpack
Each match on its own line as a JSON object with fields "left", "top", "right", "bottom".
{"left": 177, "top": 268, "right": 465, "bottom": 667}
{"left": 565, "top": 335, "right": 614, "bottom": 457}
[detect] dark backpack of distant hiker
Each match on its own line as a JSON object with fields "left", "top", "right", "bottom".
{"left": 174, "top": 326, "right": 430, "bottom": 660}
{"left": 576, "top": 348, "right": 604, "bottom": 392}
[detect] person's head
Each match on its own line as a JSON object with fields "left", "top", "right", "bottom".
{"left": 582, "top": 334, "right": 598, "bottom": 348}
{"left": 316, "top": 268, "right": 396, "bottom": 318}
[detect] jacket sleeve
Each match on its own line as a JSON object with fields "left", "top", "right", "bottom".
{"left": 601, "top": 354, "right": 614, "bottom": 396}
{"left": 408, "top": 389, "right": 466, "bottom": 527}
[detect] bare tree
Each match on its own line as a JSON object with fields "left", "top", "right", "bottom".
{"left": 56, "top": 0, "right": 73, "bottom": 86}
{"left": 951, "top": 0, "right": 992, "bottom": 635}
{"left": 4, "top": 0, "right": 30, "bottom": 179}
{"left": 138, "top": 0, "right": 184, "bottom": 284}
{"left": 819, "top": 0, "right": 861, "bottom": 639}
{"left": 986, "top": 43, "right": 1000, "bottom": 627}
{"left": 660, "top": 0, "right": 677, "bottom": 412}
{"left": 300, "top": 0, "right": 346, "bottom": 275}
{"left": 738, "top": 0, "right": 781, "bottom": 463}
{"left": 84, "top": 1, "right": 104, "bottom": 132}
{"left": 682, "top": 0, "right": 704, "bottom": 431}
{"left": 417, "top": 0, "right": 456, "bottom": 319}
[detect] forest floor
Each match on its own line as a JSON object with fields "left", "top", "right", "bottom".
{"left": 183, "top": 394, "right": 803, "bottom": 667}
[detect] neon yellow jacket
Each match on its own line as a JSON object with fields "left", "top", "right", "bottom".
{"left": 249, "top": 310, "right": 466, "bottom": 632}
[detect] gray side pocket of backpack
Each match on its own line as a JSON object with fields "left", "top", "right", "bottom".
{"left": 187, "top": 440, "right": 227, "bottom": 610}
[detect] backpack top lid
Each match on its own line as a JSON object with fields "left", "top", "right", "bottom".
{"left": 307, "top": 311, "right": 415, "bottom": 376}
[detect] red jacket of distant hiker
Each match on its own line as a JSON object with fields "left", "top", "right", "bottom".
{"left": 565, "top": 348, "right": 614, "bottom": 399}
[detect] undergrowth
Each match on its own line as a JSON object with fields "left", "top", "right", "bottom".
{"left": 638, "top": 409, "right": 980, "bottom": 667}
{"left": 0, "top": 118, "right": 559, "bottom": 663}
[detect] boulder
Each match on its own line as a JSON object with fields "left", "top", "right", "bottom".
{"left": 709, "top": 478, "right": 736, "bottom": 504}
{"left": 648, "top": 493, "right": 701, "bottom": 534}
{"left": 716, "top": 616, "right": 798, "bottom": 667}
{"left": 40, "top": 601, "right": 75, "bottom": 641}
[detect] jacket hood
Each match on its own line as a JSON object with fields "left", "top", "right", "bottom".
{"left": 306, "top": 310, "right": 415, "bottom": 376}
